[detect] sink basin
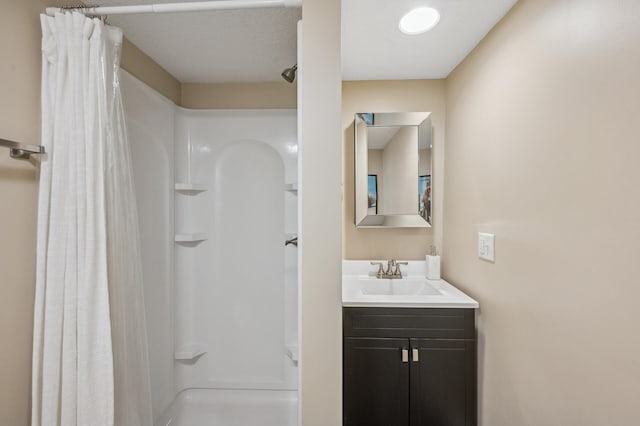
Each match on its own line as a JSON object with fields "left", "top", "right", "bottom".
{"left": 359, "top": 278, "right": 442, "bottom": 296}
{"left": 342, "top": 261, "right": 479, "bottom": 308}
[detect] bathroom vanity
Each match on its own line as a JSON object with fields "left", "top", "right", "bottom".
{"left": 342, "top": 261, "right": 479, "bottom": 426}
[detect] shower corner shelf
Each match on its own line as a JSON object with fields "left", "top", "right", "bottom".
{"left": 175, "top": 233, "right": 208, "bottom": 243}
{"left": 284, "top": 183, "right": 298, "bottom": 192}
{"left": 175, "top": 183, "right": 208, "bottom": 193}
{"left": 174, "top": 344, "right": 207, "bottom": 361}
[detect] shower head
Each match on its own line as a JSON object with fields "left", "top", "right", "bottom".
{"left": 281, "top": 64, "right": 297, "bottom": 83}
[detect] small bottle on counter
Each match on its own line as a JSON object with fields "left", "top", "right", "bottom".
{"left": 426, "top": 245, "right": 441, "bottom": 280}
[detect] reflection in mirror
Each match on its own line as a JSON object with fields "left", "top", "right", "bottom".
{"left": 355, "top": 112, "right": 432, "bottom": 228}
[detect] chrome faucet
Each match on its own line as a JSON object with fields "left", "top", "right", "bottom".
{"left": 389, "top": 259, "right": 408, "bottom": 279}
{"left": 370, "top": 260, "right": 409, "bottom": 279}
{"left": 370, "top": 262, "right": 386, "bottom": 278}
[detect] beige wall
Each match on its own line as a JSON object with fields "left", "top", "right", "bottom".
{"left": 299, "top": 0, "right": 342, "bottom": 424}
{"left": 444, "top": 0, "right": 640, "bottom": 424}
{"left": 381, "top": 126, "right": 418, "bottom": 214}
{"left": 343, "top": 80, "right": 445, "bottom": 260}
{"left": 0, "top": 2, "right": 52, "bottom": 424}
{"left": 121, "top": 38, "right": 181, "bottom": 104}
{"left": 181, "top": 82, "right": 296, "bottom": 109}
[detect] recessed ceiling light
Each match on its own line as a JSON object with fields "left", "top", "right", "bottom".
{"left": 399, "top": 7, "right": 441, "bottom": 35}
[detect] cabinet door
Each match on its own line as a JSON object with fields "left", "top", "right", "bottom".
{"left": 410, "top": 339, "right": 476, "bottom": 426}
{"left": 344, "top": 338, "right": 410, "bottom": 426}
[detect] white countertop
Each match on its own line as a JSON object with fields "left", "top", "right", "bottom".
{"left": 342, "top": 260, "right": 479, "bottom": 309}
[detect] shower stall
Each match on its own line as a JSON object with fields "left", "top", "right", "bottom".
{"left": 120, "top": 71, "right": 299, "bottom": 426}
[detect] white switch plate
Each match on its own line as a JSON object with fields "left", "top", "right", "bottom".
{"left": 478, "top": 233, "right": 495, "bottom": 262}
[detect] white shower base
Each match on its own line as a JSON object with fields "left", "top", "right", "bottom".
{"left": 155, "top": 389, "right": 298, "bottom": 426}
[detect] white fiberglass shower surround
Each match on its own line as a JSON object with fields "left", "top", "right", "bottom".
{"left": 120, "top": 71, "right": 298, "bottom": 426}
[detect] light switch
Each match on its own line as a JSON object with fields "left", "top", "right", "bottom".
{"left": 478, "top": 233, "right": 495, "bottom": 262}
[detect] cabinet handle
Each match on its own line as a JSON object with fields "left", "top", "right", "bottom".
{"left": 401, "top": 348, "right": 409, "bottom": 363}
{"left": 412, "top": 348, "right": 419, "bottom": 362}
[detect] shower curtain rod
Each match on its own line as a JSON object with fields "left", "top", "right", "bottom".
{"left": 46, "top": 0, "right": 301, "bottom": 16}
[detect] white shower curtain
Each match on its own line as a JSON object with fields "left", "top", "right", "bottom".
{"left": 32, "top": 12, "right": 152, "bottom": 426}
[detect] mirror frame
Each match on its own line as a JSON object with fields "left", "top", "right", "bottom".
{"left": 354, "top": 112, "right": 433, "bottom": 228}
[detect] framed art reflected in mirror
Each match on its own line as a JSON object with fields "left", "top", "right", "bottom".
{"left": 368, "top": 174, "right": 378, "bottom": 215}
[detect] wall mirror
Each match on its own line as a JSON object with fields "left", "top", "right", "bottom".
{"left": 354, "top": 112, "right": 432, "bottom": 228}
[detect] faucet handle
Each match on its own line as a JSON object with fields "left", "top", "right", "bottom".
{"left": 393, "top": 261, "right": 408, "bottom": 277}
{"left": 370, "top": 262, "right": 385, "bottom": 279}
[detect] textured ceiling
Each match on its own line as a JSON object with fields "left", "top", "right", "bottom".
{"left": 101, "top": 0, "right": 300, "bottom": 83}
{"left": 97, "top": 0, "right": 516, "bottom": 83}
{"left": 342, "top": 0, "right": 518, "bottom": 80}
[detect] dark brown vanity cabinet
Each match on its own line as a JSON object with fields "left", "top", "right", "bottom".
{"left": 343, "top": 308, "right": 477, "bottom": 426}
